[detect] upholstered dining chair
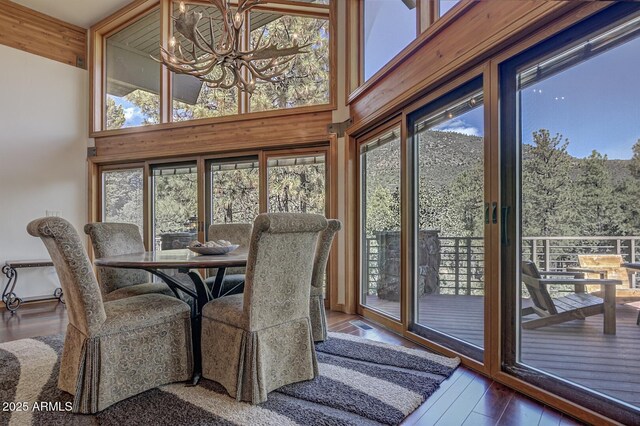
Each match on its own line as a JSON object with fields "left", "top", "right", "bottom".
{"left": 201, "top": 213, "right": 327, "bottom": 404}
{"left": 204, "top": 223, "right": 252, "bottom": 298}
{"left": 84, "top": 222, "right": 173, "bottom": 301}
{"left": 309, "top": 219, "right": 341, "bottom": 342}
{"left": 29, "top": 217, "right": 192, "bottom": 414}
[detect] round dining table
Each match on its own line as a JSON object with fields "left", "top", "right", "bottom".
{"left": 94, "top": 248, "right": 249, "bottom": 384}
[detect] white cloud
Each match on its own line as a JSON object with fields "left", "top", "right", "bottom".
{"left": 123, "top": 107, "right": 136, "bottom": 120}
{"left": 434, "top": 119, "right": 481, "bottom": 137}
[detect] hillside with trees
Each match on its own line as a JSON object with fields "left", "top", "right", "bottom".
{"left": 363, "top": 129, "right": 640, "bottom": 239}
{"left": 103, "top": 129, "right": 640, "bottom": 243}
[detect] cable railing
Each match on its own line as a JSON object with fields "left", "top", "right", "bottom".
{"left": 364, "top": 235, "right": 640, "bottom": 296}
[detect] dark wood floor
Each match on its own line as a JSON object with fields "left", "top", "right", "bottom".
{"left": 0, "top": 301, "right": 583, "bottom": 425}
{"left": 365, "top": 294, "right": 640, "bottom": 408}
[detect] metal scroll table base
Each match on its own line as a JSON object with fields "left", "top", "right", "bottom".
{"left": 2, "top": 261, "right": 64, "bottom": 314}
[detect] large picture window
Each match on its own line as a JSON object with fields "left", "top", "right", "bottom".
{"left": 249, "top": 12, "right": 330, "bottom": 112}
{"left": 171, "top": 3, "right": 238, "bottom": 122}
{"left": 95, "top": 1, "right": 332, "bottom": 132}
{"left": 363, "top": 0, "right": 416, "bottom": 81}
{"left": 105, "top": 8, "right": 161, "bottom": 130}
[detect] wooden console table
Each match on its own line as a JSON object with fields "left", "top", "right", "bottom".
{"left": 2, "top": 260, "right": 63, "bottom": 314}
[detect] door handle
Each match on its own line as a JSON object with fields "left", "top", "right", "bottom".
{"left": 501, "top": 206, "right": 510, "bottom": 245}
{"left": 491, "top": 202, "right": 498, "bottom": 224}
{"left": 484, "top": 202, "right": 490, "bottom": 225}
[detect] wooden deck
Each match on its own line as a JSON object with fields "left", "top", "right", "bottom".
{"left": 364, "top": 294, "right": 640, "bottom": 408}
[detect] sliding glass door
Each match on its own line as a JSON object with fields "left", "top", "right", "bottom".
{"left": 151, "top": 162, "right": 198, "bottom": 251}
{"left": 408, "top": 79, "right": 485, "bottom": 359}
{"left": 501, "top": 5, "right": 640, "bottom": 422}
{"left": 359, "top": 126, "right": 402, "bottom": 320}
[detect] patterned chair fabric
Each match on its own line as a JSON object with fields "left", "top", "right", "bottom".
{"left": 84, "top": 222, "right": 173, "bottom": 301}
{"left": 309, "top": 219, "right": 342, "bottom": 342}
{"left": 28, "top": 217, "right": 192, "bottom": 414}
{"left": 201, "top": 213, "right": 327, "bottom": 404}
{"left": 204, "top": 223, "right": 252, "bottom": 297}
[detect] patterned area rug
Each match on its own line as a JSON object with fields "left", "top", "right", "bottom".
{"left": 0, "top": 332, "right": 460, "bottom": 425}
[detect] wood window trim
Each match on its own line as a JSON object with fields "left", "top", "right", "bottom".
{"left": 90, "top": 0, "right": 337, "bottom": 136}
{"left": 346, "top": 0, "right": 473, "bottom": 102}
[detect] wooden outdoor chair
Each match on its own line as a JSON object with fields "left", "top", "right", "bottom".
{"left": 521, "top": 261, "right": 622, "bottom": 334}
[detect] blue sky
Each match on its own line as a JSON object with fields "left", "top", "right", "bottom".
{"left": 109, "top": 95, "right": 144, "bottom": 127}
{"left": 427, "top": 30, "right": 640, "bottom": 160}
{"left": 435, "top": 107, "right": 484, "bottom": 137}
{"left": 520, "top": 34, "right": 640, "bottom": 160}
{"left": 363, "top": 0, "right": 416, "bottom": 80}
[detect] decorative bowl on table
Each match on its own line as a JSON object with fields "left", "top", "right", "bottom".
{"left": 188, "top": 240, "right": 239, "bottom": 255}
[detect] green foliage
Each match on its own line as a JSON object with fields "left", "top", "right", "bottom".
{"left": 365, "top": 185, "right": 399, "bottom": 236}
{"left": 106, "top": 13, "right": 330, "bottom": 129}
{"left": 522, "top": 130, "right": 578, "bottom": 237}
{"left": 212, "top": 167, "right": 259, "bottom": 223}
{"left": 103, "top": 169, "right": 144, "bottom": 233}
{"left": 105, "top": 96, "right": 126, "bottom": 130}
{"left": 250, "top": 15, "right": 330, "bottom": 112}
{"left": 125, "top": 90, "right": 160, "bottom": 126}
{"left": 576, "top": 150, "right": 624, "bottom": 236}
{"left": 153, "top": 172, "right": 198, "bottom": 235}
{"left": 173, "top": 86, "right": 238, "bottom": 122}
{"left": 363, "top": 128, "right": 640, "bottom": 241}
{"left": 268, "top": 163, "right": 325, "bottom": 214}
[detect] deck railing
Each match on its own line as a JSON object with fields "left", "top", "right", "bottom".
{"left": 365, "top": 235, "right": 640, "bottom": 296}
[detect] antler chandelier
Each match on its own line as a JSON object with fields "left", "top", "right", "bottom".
{"left": 158, "top": 0, "right": 310, "bottom": 94}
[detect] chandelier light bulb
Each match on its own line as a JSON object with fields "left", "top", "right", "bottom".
{"left": 234, "top": 12, "right": 242, "bottom": 29}
{"left": 169, "top": 36, "right": 176, "bottom": 48}
{"left": 179, "top": 2, "right": 186, "bottom": 13}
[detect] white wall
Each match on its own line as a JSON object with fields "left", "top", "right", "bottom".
{"left": 0, "top": 44, "right": 88, "bottom": 300}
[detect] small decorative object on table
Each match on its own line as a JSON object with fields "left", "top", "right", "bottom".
{"left": 188, "top": 240, "right": 239, "bottom": 255}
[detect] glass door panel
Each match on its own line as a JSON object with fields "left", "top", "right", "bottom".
{"left": 503, "top": 7, "right": 640, "bottom": 420}
{"left": 410, "top": 81, "right": 485, "bottom": 358}
{"left": 360, "top": 128, "right": 402, "bottom": 319}
{"left": 102, "top": 168, "right": 144, "bottom": 237}
{"left": 151, "top": 163, "right": 198, "bottom": 251}
{"left": 207, "top": 157, "right": 259, "bottom": 225}
{"left": 266, "top": 154, "right": 326, "bottom": 214}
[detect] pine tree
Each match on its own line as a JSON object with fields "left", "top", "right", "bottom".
{"left": 521, "top": 130, "right": 578, "bottom": 237}
{"left": 105, "top": 97, "right": 126, "bottom": 130}
{"left": 577, "top": 150, "right": 623, "bottom": 236}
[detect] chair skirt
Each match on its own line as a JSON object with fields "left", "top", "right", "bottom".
{"left": 59, "top": 315, "right": 192, "bottom": 413}
{"left": 201, "top": 316, "right": 318, "bottom": 404}
{"left": 309, "top": 286, "right": 327, "bottom": 342}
